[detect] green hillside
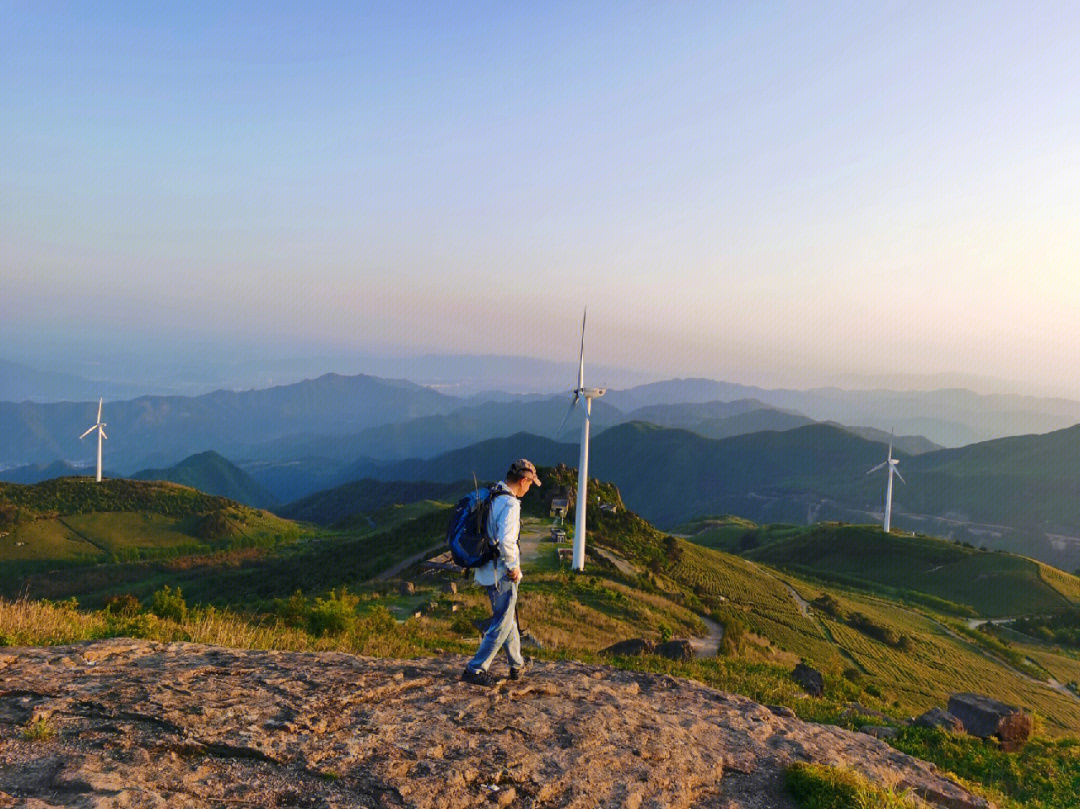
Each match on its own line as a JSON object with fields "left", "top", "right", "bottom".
{"left": 131, "top": 451, "right": 279, "bottom": 510}
{"left": 0, "top": 478, "right": 300, "bottom": 588}
{"left": 739, "top": 524, "right": 1080, "bottom": 618}
{"left": 280, "top": 478, "right": 470, "bottom": 525}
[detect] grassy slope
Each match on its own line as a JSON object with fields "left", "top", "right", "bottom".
{"left": 741, "top": 524, "right": 1080, "bottom": 617}
{"left": 0, "top": 478, "right": 300, "bottom": 592}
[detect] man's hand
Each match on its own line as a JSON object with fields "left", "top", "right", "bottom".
{"left": 508, "top": 567, "right": 522, "bottom": 583}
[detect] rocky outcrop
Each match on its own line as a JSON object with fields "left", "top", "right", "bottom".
{"left": 0, "top": 640, "right": 992, "bottom": 808}
{"left": 948, "top": 693, "right": 1033, "bottom": 750}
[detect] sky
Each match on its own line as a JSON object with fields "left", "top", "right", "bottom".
{"left": 2, "top": 1, "right": 1078, "bottom": 395}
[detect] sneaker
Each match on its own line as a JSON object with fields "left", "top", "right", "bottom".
{"left": 509, "top": 657, "right": 531, "bottom": 681}
{"left": 461, "top": 667, "right": 498, "bottom": 687}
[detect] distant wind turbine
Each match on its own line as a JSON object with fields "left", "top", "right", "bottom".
{"left": 556, "top": 310, "right": 606, "bottom": 571}
{"left": 866, "top": 432, "right": 904, "bottom": 532}
{"left": 79, "top": 398, "right": 107, "bottom": 483}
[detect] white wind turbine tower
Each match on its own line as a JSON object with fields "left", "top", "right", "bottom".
{"left": 866, "top": 431, "right": 904, "bottom": 532}
{"left": 556, "top": 310, "right": 606, "bottom": 571}
{"left": 79, "top": 398, "right": 108, "bottom": 483}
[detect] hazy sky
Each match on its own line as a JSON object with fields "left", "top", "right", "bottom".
{"left": 3, "top": 2, "right": 1078, "bottom": 393}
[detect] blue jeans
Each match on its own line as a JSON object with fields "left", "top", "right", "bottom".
{"left": 467, "top": 576, "right": 524, "bottom": 672}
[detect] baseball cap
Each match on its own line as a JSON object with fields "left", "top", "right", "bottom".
{"left": 509, "top": 458, "right": 541, "bottom": 486}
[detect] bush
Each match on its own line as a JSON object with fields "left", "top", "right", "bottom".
{"left": 104, "top": 593, "right": 141, "bottom": 617}
{"left": 275, "top": 590, "right": 309, "bottom": 627}
{"left": 150, "top": 586, "right": 188, "bottom": 623}
{"left": 812, "top": 594, "right": 846, "bottom": 619}
{"left": 307, "top": 588, "right": 360, "bottom": 637}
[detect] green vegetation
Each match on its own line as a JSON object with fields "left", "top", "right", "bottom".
{"left": 280, "top": 478, "right": 468, "bottom": 526}
{"left": 740, "top": 523, "right": 1080, "bottom": 617}
{"left": 785, "top": 762, "right": 918, "bottom": 808}
{"left": 0, "top": 478, "right": 302, "bottom": 593}
{"left": 892, "top": 727, "right": 1080, "bottom": 809}
{"left": 1009, "top": 610, "right": 1080, "bottom": 649}
{"left": 21, "top": 717, "right": 57, "bottom": 743}
{"left": 5, "top": 467, "right": 1080, "bottom": 807}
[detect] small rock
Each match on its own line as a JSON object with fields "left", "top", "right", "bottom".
{"left": 496, "top": 786, "right": 518, "bottom": 806}
{"left": 792, "top": 663, "right": 824, "bottom": 697}
{"left": 768, "top": 705, "right": 796, "bottom": 718}
{"left": 601, "top": 638, "right": 655, "bottom": 656}
{"left": 443, "top": 581, "right": 458, "bottom": 595}
{"left": 859, "top": 725, "right": 900, "bottom": 740}
{"left": 399, "top": 582, "right": 416, "bottom": 596}
{"left": 655, "top": 639, "right": 695, "bottom": 661}
{"left": 914, "top": 707, "right": 966, "bottom": 734}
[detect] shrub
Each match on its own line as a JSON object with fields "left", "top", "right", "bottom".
{"left": 150, "top": 586, "right": 188, "bottom": 623}
{"left": 104, "top": 593, "right": 141, "bottom": 617}
{"left": 307, "top": 588, "right": 360, "bottom": 637}
{"left": 22, "top": 717, "right": 56, "bottom": 742}
{"left": 812, "top": 594, "right": 846, "bottom": 619}
{"left": 275, "top": 590, "right": 309, "bottom": 627}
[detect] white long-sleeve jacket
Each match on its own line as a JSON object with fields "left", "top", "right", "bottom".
{"left": 473, "top": 481, "right": 521, "bottom": 586}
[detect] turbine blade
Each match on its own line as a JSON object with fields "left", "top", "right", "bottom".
{"left": 97, "top": 398, "right": 103, "bottom": 422}
{"left": 577, "top": 308, "right": 586, "bottom": 391}
{"left": 893, "top": 467, "right": 905, "bottom": 484}
{"left": 866, "top": 462, "right": 887, "bottom": 475}
{"left": 555, "top": 397, "right": 579, "bottom": 438}
{"left": 80, "top": 426, "right": 96, "bottom": 439}
{"left": 99, "top": 428, "right": 107, "bottom": 440}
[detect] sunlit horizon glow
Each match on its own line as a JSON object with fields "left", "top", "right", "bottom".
{"left": 2, "top": 2, "right": 1078, "bottom": 397}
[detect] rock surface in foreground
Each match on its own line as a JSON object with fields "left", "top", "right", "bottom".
{"left": 0, "top": 640, "right": 991, "bottom": 808}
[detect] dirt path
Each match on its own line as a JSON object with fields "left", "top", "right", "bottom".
{"left": 595, "top": 547, "right": 641, "bottom": 577}
{"left": 689, "top": 613, "right": 726, "bottom": 657}
{"left": 745, "top": 560, "right": 812, "bottom": 618}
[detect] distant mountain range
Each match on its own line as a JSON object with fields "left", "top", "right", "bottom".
{"left": 0, "top": 374, "right": 459, "bottom": 470}
{"left": 0, "top": 359, "right": 154, "bottom": 403}
{"left": 287, "top": 421, "right": 1080, "bottom": 573}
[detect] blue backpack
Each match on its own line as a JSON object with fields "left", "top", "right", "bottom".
{"left": 447, "top": 485, "right": 509, "bottom": 569}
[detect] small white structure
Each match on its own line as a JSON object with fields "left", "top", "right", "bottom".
{"left": 866, "top": 432, "right": 905, "bottom": 532}
{"left": 79, "top": 398, "right": 108, "bottom": 482}
{"left": 556, "top": 310, "right": 606, "bottom": 571}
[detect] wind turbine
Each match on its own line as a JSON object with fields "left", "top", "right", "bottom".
{"left": 556, "top": 310, "right": 606, "bottom": 571}
{"left": 866, "top": 432, "right": 904, "bottom": 532}
{"left": 79, "top": 398, "right": 107, "bottom": 483}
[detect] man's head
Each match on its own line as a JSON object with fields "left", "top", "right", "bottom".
{"left": 506, "top": 458, "right": 541, "bottom": 497}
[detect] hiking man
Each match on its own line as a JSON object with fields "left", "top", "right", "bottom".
{"left": 461, "top": 458, "right": 541, "bottom": 686}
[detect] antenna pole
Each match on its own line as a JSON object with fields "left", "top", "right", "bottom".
{"left": 573, "top": 396, "right": 592, "bottom": 571}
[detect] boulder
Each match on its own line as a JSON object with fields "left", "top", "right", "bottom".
{"left": 399, "top": 582, "right": 416, "bottom": 596}
{"left": 601, "top": 638, "right": 655, "bottom": 657}
{"left": 792, "top": 663, "right": 825, "bottom": 697}
{"left": 442, "top": 581, "right": 458, "bottom": 595}
{"left": 948, "top": 693, "right": 1033, "bottom": 749}
{"left": 655, "top": 639, "right": 696, "bottom": 661}
{"left": 914, "top": 707, "right": 966, "bottom": 734}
